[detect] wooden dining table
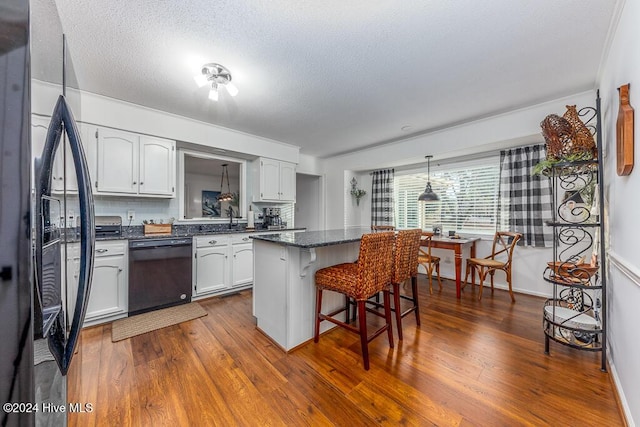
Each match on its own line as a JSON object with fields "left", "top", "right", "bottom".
{"left": 421, "top": 235, "right": 480, "bottom": 298}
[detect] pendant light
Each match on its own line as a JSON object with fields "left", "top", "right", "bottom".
{"left": 217, "top": 164, "right": 233, "bottom": 202}
{"left": 418, "top": 155, "right": 439, "bottom": 202}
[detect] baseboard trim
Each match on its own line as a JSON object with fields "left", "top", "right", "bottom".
{"left": 433, "top": 274, "right": 551, "bottom": 298}
{"left": 607, "top": 349, "right": 635, "bottom": 426}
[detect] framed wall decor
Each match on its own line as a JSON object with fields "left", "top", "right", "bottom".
{"left": 616, "top": 83, "right": 634, "bottom": 176}
{"left": 202, "top": 190, "right": 221, "bottom": 217}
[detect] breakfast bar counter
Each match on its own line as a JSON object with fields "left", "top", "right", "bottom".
{"left": 251, "top": 227, "right": 372, "bottom": 351}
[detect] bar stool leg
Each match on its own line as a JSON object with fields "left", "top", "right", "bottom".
{"left": 392, "top": 283, "right": 403, "bottom": 340}
{"left": 411, "top": 275, "right": 421, "bottom": 326}
{"left": 383, "top": 290, "right": 394, "bottom": 348}
{"left": 357, "top": 300, "right": 370, "bottom": 370}
{"left": 314, "top": 288, "right": 323, "bottom": 342}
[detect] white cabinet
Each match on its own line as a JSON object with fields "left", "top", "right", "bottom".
{"left": 253, "top": 157, "right": 296, "bottom": 202}
{"left": 86, "top": 241, "right": 128, "bottom": 323}
{"left": 193, "top": 236, "right": 229, "bottom": 295}
{"left": 63, "top": 243, "right": 81, "bottom": 329}
{"left": 193, "top": 234, "right": 254, "bottom": 298}
{"left": 95, "top": 127, "right": 137, "bottom": 194}
{"left": 32, "top": 114, "right": 78, "bottom": 193}
{"left": 64, "top": 240, "right": 128, "bottom": 326}
{"left": 232, "top": 236, "right": 253, "bottom": 287}
{"left": 92, "top": 126, "right": 175, "bottom": 197}
{"left": 139, "top": 136, "right": 175, "bottom": 196}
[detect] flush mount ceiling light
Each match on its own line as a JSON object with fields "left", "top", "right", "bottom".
{"left": 418, "top": 155, "right": 440, "bottom": 202}
{"left": 194, "top": 63, "right": 239, "bottom": 101}
{"left": 217, "top": 163, "right": 233, "bottom": 202}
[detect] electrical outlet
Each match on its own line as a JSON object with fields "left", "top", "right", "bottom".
{"left": 127, "top": 210, "right": 135, "bottom": 221}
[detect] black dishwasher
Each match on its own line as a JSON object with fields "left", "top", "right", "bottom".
{"left": 129, "top": 238, "right": 192, "bottom": 316}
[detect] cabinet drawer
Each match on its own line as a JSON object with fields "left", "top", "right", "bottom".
{"left": 231, "top": 234, "right": 253, "bottom": 245}
{"left": 195, "top": 235, "right": 229, "bottom": 248}
{"left": 95, "top": 240, "right": 127, "bottom": 257}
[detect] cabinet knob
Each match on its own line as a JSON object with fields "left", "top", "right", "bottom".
{"left": 140, "top": 182, "right": 144, "bottom": 185}
{"left": 133, "top": 181, "right": 137, "bottom": 185}
{"left": 96, "top": 248, "right": 108, "bottom": 253}
{"left": 242, "top": 237, "right": 250, "bottom": 241}
{"left": 209, "top": 240, "right": 217, "bottom": 245}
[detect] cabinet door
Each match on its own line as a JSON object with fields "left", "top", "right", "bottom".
{"left": 139, "top": 136, "right": 175, "bottom": 196}
{"left": 63, "top": 243, "right": 81, "bottom": 329}
{"left": 32, "top": 115, "right": 78, "bottom": 193}
{"left": 85, "top": 253, "right": 127, "bottom": 320}
{"left": 232, "top": 243, "right": 253, "bottom": 287}
{"left": 195, "top": 246, "right": 228, "bottom": 295}
{"left": 279, "top": 161, "right": 296, "bottom": 201}
{"left": 260, "top": 158, "right": 281, "bottom": 200}
{"left": 96, "top": 127, "right": 138, "bottom": 194}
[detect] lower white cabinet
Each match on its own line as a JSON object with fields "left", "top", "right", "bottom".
{"left": 194, "top": 236, "right": 229, "bottom": 295}
{"left": 86, "top": 240, "right": 128, "bottom": 323}
{"left": 193, "top": 234, "right": 254, "bottom": 298}
{"left": 64, "top": 240, "right": 128, "bottom": 326}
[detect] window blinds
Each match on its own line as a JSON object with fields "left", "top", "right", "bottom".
{"left": 394, "top": 159, "right": 500, "bottom": 235}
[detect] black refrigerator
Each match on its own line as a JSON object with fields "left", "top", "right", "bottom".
{"left": 1, "top": 0, "right": 95, "bottom": 425}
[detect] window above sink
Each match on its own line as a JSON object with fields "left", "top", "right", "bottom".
{"left": 177, "top": 148, "right": 247, "bottom": 222}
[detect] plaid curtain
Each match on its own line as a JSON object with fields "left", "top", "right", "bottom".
{"left": 499, "top": 145, "right": 552, "bottom": 247}
{"left": 371, "top": 169, "right": 394, "bottom": 227}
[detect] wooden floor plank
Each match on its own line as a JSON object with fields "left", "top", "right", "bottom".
{"left": 69, "top": 277, "right": 624, "bottom": 426}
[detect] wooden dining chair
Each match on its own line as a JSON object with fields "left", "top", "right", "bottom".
{"left": 418, "top": 232, "right": 442, "bottom": 294}
{"left": 314, "top": 232, "right": 395, "bottom": 370}
{"left": 463, "top": 231, "right": 523, "bottom": 302}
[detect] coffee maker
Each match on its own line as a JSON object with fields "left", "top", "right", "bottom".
{"left": 263, "top": 207, "right": 285, "bottom": 230}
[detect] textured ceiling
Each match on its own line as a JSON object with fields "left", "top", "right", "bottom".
{"left": 50, "top": 0, "right": 618, "bottom": 158}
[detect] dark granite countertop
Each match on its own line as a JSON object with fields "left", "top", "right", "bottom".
{"left": 65, "top": 225, "right": 304, "bottom": 242}
{"left": 250, "top": 227, "right": 373, "bottom": 249}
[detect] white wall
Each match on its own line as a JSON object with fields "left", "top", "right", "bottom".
{"left": 295, "top": 173, "right": 321, "bottom": 231}
{"left": 597, "top": 0, "right": 640, "bottom": 423}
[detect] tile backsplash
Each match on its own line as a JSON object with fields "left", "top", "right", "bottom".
{"left": 68, "top": 195, "right": 295, "bottom": 227}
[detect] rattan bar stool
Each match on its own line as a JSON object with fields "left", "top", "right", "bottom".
{"left": 390, "top": 229, "right": 422, "bottom": 340}
{"left": 366, "top": 229, "right": 422, "bottom": 339}
{"left": 314, "top": 231, "right": 395, "bottom": 370}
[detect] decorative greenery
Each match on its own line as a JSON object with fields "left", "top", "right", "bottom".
{"left": 350, "top": 188, "right": 366, "bottom": 206}
{"left": 531, "top": 152, "right": 595, "bottom": 177}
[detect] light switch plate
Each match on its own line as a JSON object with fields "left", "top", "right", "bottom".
{"left": 127, "top": 210, "right": 135, "bottom": 221}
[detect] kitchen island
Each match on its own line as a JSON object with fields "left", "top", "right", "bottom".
{"left": 251, "top": 227, "right": 372, "bottom": 351}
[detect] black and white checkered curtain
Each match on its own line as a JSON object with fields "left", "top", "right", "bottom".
{"left": 499, "top": 145, "right": 552, "bottom": 247}
{"left": 371, "top": 169, "right": 394, "bottom": 227}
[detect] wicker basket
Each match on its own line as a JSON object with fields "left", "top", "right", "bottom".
{"left": 541, "top": 114, "right": 573, "bottom": 160}
{"left": 563, "top": 105, "right": 596, "bottom": 158}
{"left": 540, "top": 105, "right": 596, "bottom": 160}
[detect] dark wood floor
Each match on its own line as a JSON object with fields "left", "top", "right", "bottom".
{"left": 69, "top": 277, "right": 623, "bottom": 426}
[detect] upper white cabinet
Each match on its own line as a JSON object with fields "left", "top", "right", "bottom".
{"left": 92, "top": 126, "right": 175, "bottom": 197}
{"left": 253, "top": 157, "right": 296, "bottom": 202}
{"left": 31, "top": 114, "right": 78, "bottom": 193}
